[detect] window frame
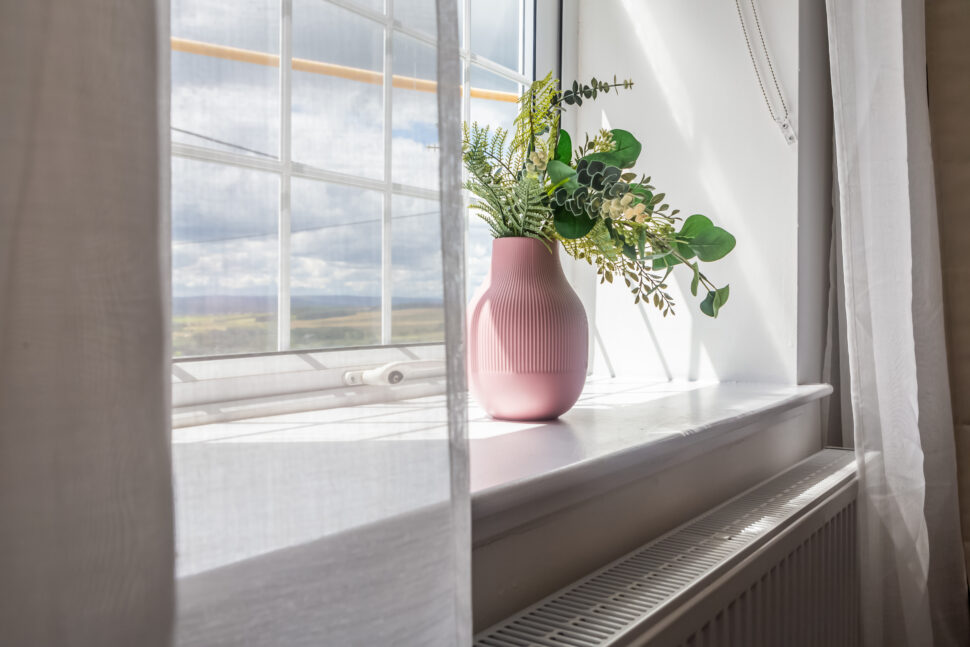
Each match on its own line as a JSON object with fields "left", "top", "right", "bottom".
{"left": 171, "top": 0, "right": 539, "bottom": 360}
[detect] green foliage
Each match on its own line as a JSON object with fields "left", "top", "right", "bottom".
{"left": 700, "top": 285, "right": 731, "bottom": 318}
{"left": 583, "top": 129, "right": 642, "bottom": 169}
{"left": 462, "top": 122, "right": 549, "bottom": 239}
{"left": 462, "top": 72, "right": 737, "bottom": 318}
{"left": 512, "top": 72, "right": 560, "bottom": 157}
{"left": 688, "top": 227, "right": 736, "bottom": 262}
{"left": 559, "top": 76, "right": 635, "bottom": 106}
{"left": 555, "top": 130, "right": 572, "bottom": 165}
{"left": 547, "top": 159, "right": 578, "bottom": 192}
{"left": 554, "top": 207, "right": 596, "bottom": 239}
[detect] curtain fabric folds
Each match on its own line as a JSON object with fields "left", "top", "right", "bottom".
{"left": 0, "top": 1, "right": 175, "bottom": 645}
{"left": 173, "top": 1, "right": 470, "bottom": 645}
{"left": 1, "top": 0, "right": 471, "bottom": 645}
{"left": 825, "top": 1, "right": 970, "bottom": 645}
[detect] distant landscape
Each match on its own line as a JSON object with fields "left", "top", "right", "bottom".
{"left": 172, "top": 295, "right": 444, "bottom": 357}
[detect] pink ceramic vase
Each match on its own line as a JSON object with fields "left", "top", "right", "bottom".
{"left": 468, "top": 237, "right": 588, "bottom": 420}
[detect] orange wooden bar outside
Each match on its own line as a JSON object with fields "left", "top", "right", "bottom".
{"left": 170, "top": 37, "right": 519, "bottom": 103}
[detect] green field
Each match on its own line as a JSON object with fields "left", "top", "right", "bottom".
{"left": 173, "top": 305, "right": 444, "bottom": 357}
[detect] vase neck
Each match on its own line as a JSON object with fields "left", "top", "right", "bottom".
{"left": 490, "top": 237, "right": 561, "bottom": 280}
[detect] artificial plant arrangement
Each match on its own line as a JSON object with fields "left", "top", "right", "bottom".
{"left": 462, "top": 73, "right": 736, "bottom": 318}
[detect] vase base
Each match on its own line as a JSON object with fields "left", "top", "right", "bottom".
{"left": 471, "top": 370, "right": 586, "bottom": 422}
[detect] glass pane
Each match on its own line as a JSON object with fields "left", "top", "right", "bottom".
{"left": 171, "top": 0, "right": 279, "bottom": 158}
{"left": 171, "top": 158, "right": 279, "bottom": 357}
{"left": 395, "top": 0, "right": 437, "bottom": 37}
{"left": 344, "top": 0, "right": 384, "bottom": 14}
{"left": 171, "top": 0, "right": 279, "bottom": 52}
{"left": 470, "top": 0, "right": 521, "bottom": 71}
{"left": 466, "top": 69, "right": 521, "bottom": 295}
{"left": 292, "top": 0, "right": 384, "bottom": 178}
{"left": 469, "top": 65, "right": 520, "bottom": 134}
{"left": 392, "top": 195, "right": 443, "bottom": 342}
{"left": 290, "top": 179, "right": 382, "bottom": 348}
{"left": 392, "top": 34, "right": 439, "bottom": 189}
{"left": 467, "top": 205, "right": 494, "bottom": 297}
{"left": 172, "top": 52, "right": 279, "bottom": 158}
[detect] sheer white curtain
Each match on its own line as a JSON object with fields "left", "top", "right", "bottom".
{"left": 1, "top": 0, "right": 470, "bottom": 644}
{"left": 826, "top": 1, "right": 969, "bottom": 645}
{"left": 172, "top": 0, "right": 471, "bottom": 644}
{"left": 0, "top": 1, "right": 175, "bottom": 645}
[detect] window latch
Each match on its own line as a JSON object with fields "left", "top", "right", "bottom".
{"left": 343, "top": 360, "right": 446, "bottom": 387}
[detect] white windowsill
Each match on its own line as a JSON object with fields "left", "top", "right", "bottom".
{"left": 468, "top": 379, "right": 832, "bottom": 541}
{"left": 172, "top": 378, "right": 831, "bottom": 577}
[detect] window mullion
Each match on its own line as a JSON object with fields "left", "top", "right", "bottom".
{"left": 462, "top": 0, "right": 472, "bottom": 293}
{"left": 278, "top": 0, "right": 294, "bottom": 351}
{"left": 381, "top": 3, "right": 394, "bottom": 345}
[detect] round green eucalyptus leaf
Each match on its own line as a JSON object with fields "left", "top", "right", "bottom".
{"left": 688, "top": 227, "right": 736, "bottom": 262}
{"left": 582, "top": 129, "right": 642, "bottom": 169}
{"left": 678, "top": 214, "right": 714, "bottom": 239}
{"left": 554, "top": 207, "right": 596, "bottom": 239}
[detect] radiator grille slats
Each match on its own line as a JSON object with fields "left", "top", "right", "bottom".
{"left": 673, "top": 503, "right": 859, "bottom": 647}
{"left": 474, "top": 449, "right": 858, "bottom": 647}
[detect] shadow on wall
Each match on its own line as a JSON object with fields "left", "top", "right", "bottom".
{"left": 585, "top": 0, "right": 799, "bottom": 384}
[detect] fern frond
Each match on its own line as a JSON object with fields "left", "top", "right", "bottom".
{"left": 511, "top": 72, "right": 560, "bottom": 157}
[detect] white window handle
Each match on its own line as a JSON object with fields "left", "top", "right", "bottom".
{"left": 343, "top": 361, "right": 446, "bottom": 387}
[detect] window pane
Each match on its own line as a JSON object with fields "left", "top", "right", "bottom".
{"left": 292, "top": 1, "right": 384, "bottom": 178}
{"left": 470, "top": 0, "right": 521, "bottom": 71}
{"left": 172, "top": 0, "right": 279, "bottom": 52}
{"left": 392, "top": 195, "right": 443, "bottom": 342}
{"left": 395, "top": 0, "right": 436, "bottom": 37}
{"left": 344, "top": 0, "right": 384, "bottom": 14}
{"left": 290, "top": 179, "right": 382, "bottom": 349}
{"left": 466, "top": 67, "right": 522, "bottom": 294}
{"left": 171, "top": 0, "right": 279, "bottom": 158}
{"left": 392, "top": 34, "right": 439, "bottom": 189}
{"left": 469, "top": 65, "right": 520, "bottom": 134}
{"left": 172, "top": 158, "right": 279, "bottom": 357}
{"left": 172, "top": 53, "right": 279, "bottom": 158}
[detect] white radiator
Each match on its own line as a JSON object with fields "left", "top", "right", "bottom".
{"left": 474, "top": 449, "right": 859, "bottom": 647}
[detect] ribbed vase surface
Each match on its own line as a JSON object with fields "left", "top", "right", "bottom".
{"left": 468, "top": 237, "right": 588, "bottom": 420}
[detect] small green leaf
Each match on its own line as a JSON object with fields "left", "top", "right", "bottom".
{"left": 555, "top": 130, "right": 572, "bottom": 164}
{"left": 699, "top": 285, "right": 730, "bottom": 317}
{"left": 637, "top": 229, "right": 646, "bottom": 259}
{"left": 690, "top": 263, "right": 700, "bottom": 297}
{"left": 554, "top": 206, "right": 595, "bottom": 239}
{"left": 547, "top": 160, "right": 579, "bottom": 193}
{"left": 688, "top": 227, "right": 736, "bottom": 262}
{"left": 678, "top": 214, "right": 713, "bottom": 239}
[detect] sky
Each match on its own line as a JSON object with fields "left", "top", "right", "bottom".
{"left": 170, "top": 0, "right": 525, "bottom": 306}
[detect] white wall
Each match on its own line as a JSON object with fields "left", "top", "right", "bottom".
{"left": 566, "top": 0, "right": 819, "bottom": 384}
